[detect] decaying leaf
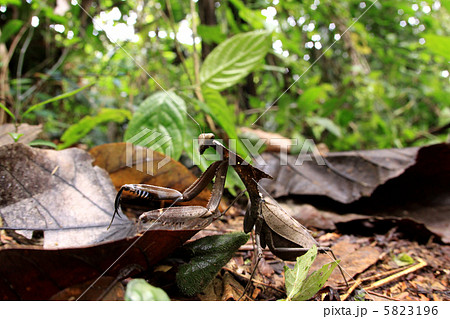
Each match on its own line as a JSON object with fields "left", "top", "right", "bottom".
{"left": 312, "top": 238, "right": 382, "bottom": 286}
{"left": 0, "top": 143, "right": 134, "bottom": 248}
{"left": 256, "top": 143, "right": 450, "bottom": 243}
{"left": 0, "top": 143, "right": 219, "bottom": 300}
{"left": 49, "top": 277, "right": 125, "bottom": 301}
{"left": 89, "top": 142, "right": 218, "bottom": 209}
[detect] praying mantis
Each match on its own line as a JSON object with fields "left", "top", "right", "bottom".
{"left": 111, "top": 133, "right": 347, "bottom": 292}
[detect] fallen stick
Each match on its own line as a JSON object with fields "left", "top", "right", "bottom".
{"left": 365, "top": 257, "right": 427, "bottom": 291}
{"left": 340, "top": 278, "right": 362, "bottom": 301}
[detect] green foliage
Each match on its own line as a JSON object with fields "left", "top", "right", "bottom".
{"left": 200, "top": 30, "right": 272, "bottom": 90}
{"left": 392, "top": 252, "right": 415, "bottom": 267}
{"left": 124, "top": 91, "right": 187, "bottom": 160}
{"left": 283, "top": 245, "right": 339, "bottom": 301}
{"left": 423, "top": 34, "right": 450, "bottom": 60}
{"left": 0, "top": 102, "right": 15, "bottom": 121}
{"left": 22, "top": 83, "right": 94, "bottom": 119}
{"left": 8, "top": 132, "right": 23, "bottom": 143}
{"left": 0, "top": 19, "right": 23, "bottom": 43}
{"left": 59, "top": 108, "right": 131, "bottom": 149}
{"left": 125, "top": 279, "right": 170, "bottom": 301}
{"left": 2, "top": 0, "right": 448, "bottom": 158}
{"left": 176, "top": 232, "right": 250, "bottom": 296}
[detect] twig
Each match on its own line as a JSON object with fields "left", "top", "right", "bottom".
{"left": 16, "top": 27, "right": 34, "bottom": 117}
{"left": 223, "top": 267, "right": 285, "bottom": 294}
{"left": 367, "top": 291, "right": 401, "bottom": 301}
{"left": 365, "top": 258, "right": 427, "bottom": 291}
{"left": 189, "top": 0, "right": 216, "bottom": 132}
{"left": 190, "top": 0, "right": 201, "bottom": 101}
{"left": 344, "top": 265, "right": 411, "bottom": 286}
{"left": 163, "top": 0, "right": 193, "bottom": 86}
{"left": 21, "top": 48, "right": 69, "bottom": 104}
{"left": 0, "top": 14, "right": 33, "bottom": 123}
{"left": 340, "top": 278, "right": 362, "bottom": 301}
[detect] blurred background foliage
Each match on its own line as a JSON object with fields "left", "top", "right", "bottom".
{"left": 0, "top": 0, "right": 449, "bottom": 157}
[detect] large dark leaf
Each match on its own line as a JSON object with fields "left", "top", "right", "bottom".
{"left": 255, "top": 143, "right": 450, "bottom": 243}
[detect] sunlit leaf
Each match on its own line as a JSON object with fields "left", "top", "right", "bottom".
{"left": 58, "top": 108, "right": 131, "bottom": 149}
{"left": 124, "top": 91, "right": 186, "bottom": 160}
{"left": 125, "top": 279, "right": 170, "bottom": 301}
{"left": 284, "top": 245, "right": 317, "bottom": 300}
{"left": 200, "top": 31, "right": 271, "bottom": 91}
{"left": 291, "top": 261, "right": 338, "bottom": 301}
{"left": 0, "top": 19, "right": 23, "bottom": 43}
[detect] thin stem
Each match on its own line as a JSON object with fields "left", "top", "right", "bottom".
{"left": 190, "top": 0, "right": 202, "bottom": 102}
{"left": 16, "top": 27, "right": 34, "bottom": 118}
{"left": 164, "top": 0, "right": 194, "bottom": 86}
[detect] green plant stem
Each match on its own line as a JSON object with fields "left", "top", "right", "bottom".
{"left": 16, "top": 27, "right": 34, "bottom": 118}
{"left": 164, "top": 0, "right": 194, "bottom": 86}
{"left": 190, "top": 0, "right": 202, "bottom": 102}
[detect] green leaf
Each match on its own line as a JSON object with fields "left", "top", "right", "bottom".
{"left": 199, "top": 90, "right": 250, "bottom": 160}
{"left": 291, "top": 261, "right": 338, "bottom": 301}
{"left": 124, "top": 91, "right": 187, "bottom": 160}
{"left": 125, "top": 279, "right": 170, "bottom": 301}
{"left": 200, "top": 89, "right": 236, "bottom": 137}
{"left": 0, "top": 19, "right": 24, "bottom": 43}
{"left": 200, "top": 30, "right": 271, "bottom": 91}
{"left": 28, "top": 139, "right": 57, "bottom": 149}
{"left": 176, "top": 232, "right": 250, "bottom": 296}
{"left": 284, "top": 245, "right": 318, "bottom": 300}
{"left": 228, "top": 0, "right": 266, "bottom": 29}
{"left": 307, "top": 117, "right": 342, "bottom": 138}
{"left": 197, "top": 25, "right": 226, "bottom": 44}
{"left": 58, "top": 108, "right": 131, "bottom": 149}
{"left": 392, "top": 253, "right": 415, "bottom": 267}
{"left": 22, "top": 83, "right": 93, "bottom": 118}
{"left": 0, "top": 102, "right": 15, "bottom": 121}
{"left": 8, "top": 132, "right": 23, "bottom": 143}
{"left": 423, "top": 34, "right": 450, "bottom": 60}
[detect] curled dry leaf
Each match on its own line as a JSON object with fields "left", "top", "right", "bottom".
{"left": 0, "top": 143, "right": 134, "bottom": 248}
{"left": 0, "top": 143, "right": 218, "bottom": 300}
{"left": 256, "top": 143, "right": 450, "bottom": 243}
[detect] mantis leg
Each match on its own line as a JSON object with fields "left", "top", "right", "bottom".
{"left": 110, "top": 160, "right": 226, "bottom": 228}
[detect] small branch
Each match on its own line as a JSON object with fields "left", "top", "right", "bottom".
{"left": 365, "top": 258, "right": 427, "bottom": 291}
{"left": 367, "top": 291, "right": 401, "bottom": 301}
{"left": 190, "top": 0, "right": 215, "bottom": 132}
{"left": 340, "top": 278, "right": 362, "bottom": 301}
{"left": 21, "top": 47, "right": 69, "bottom": 104}
{"left": 163, "top": 0, "right": 193, "bottom": 86}
{"left": 190, "top": 0, "right": 202, "bottom": 102}
{"left": 16, "top": 27, "right": 34, "bottom": 117}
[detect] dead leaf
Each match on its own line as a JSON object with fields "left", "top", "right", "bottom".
{"left": 256, "top": 143, "right": 450, "bottom": 243}
{"left": 0, "top": 228, "right": 203, "bottom": 300}
{"left": 257, "top": 146, "right": 420, "bottom": 203}
{"left": 0, "top": 143, "right": 134, "bottom": 248}
{"left": 90, "top": 143, "right": 221, "bottom": 209}
{"left": 0, "top": 124, "right": 43, "bottom": 146}
{"left": 0, "top": 143, "right": 216, "bottom": 300}
{"left": 49, "top": 277, "right": 125, "bottom": 301}
{"left": 311, "top": 238, "right": 382, "bottom": 287}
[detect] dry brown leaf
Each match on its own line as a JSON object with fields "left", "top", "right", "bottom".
{"left": 90, "top": 143, "right": 224, "bottom": 209}
{"left": 0, "top": 143, "right": 133, "bottom": 248}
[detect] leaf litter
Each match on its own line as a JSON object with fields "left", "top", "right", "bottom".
{"left": 0, "top": 141, "right": 448, "bottom": 301}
